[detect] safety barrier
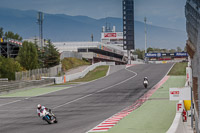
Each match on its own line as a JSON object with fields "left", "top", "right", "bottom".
{"left": 166, "top": 81, "right": 193, "bottom": 133}
{"left": 45, "top": 62, "right": 110, "bottom": 84}
{"left": 0, "top": 79, "right": 54, "bottom": 93}
{"left": 15, "top": 65, "right": 62, "bottom": 81}
{"left": 166, "top": 101, "right": 187, "bottom": 133}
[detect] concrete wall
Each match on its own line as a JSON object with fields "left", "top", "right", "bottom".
{"left": 43, "top": 62, "right": 109, "bottom": 84}
{"left": 166, "top": 110, "right": 187, "bottom": 133}
{"left": 65, "top": 62, "right": 107, "bottom": 82}
{"left": 60, "top": 51, "right": 82, "bottom": 60}
{"left": 49, "top": 64, "right": 62, "bottom": 77}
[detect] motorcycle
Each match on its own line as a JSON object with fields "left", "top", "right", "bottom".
{"left": 143, "top": 80, "right": 148, "bottom": 88}
{"left": 40, "top": 108, "right": 58, "bottom": 124}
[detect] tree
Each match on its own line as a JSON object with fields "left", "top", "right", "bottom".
{"left": 17, "top": 41, "right": 38, "bottom": 70}
{"left": 133, "top": 49, "right": 144, "bottom": 59}
{"left": 0, "top": 56, "right": 23, "bottom": 80}
{"left": 0, "top": 27, "right": 3, "bottom": 38}
{"left": 43, "top": 40, "right": 60, "bottom": 68}
{"left": 147, "top": 47, "right": 154, "bottom": 53}
{"left": 34, "top": 44, "right": 44, "bottom": 68}
{"left": 4, "top": 31, "right": 22, "bottom": 41}
{"left": 169, "top": 49, "right": 176, "bottom": 53}
{"left": 177, "top": 47, "right": 182, "bottom": 52}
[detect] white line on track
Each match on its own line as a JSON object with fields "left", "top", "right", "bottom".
{"left": 106, "top": 66, "right": 110, "bottom": 76}
{"left": 53, "top": 67, "right": 137, "bottom": 109}
{"left": 0, "top": 100, "right": 22, "bottom": 107}
{"left": 0, "top": 66, "right": 137, "bottom": 108}
{"left": 86, "top": 64, "right": 173, "bottom": 133}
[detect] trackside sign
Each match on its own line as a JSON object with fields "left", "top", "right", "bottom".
{"left": 104, "top": 33, "right": 117, "bottom": 38}
{"left": 145, "top": 53, "right": 157, "bottom": 57}
{"left": 169, "top": 87, "right": 191, "bottom": 100}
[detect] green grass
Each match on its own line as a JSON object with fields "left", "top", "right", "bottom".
{"left": 61, "top": 57, "right": 90, "bottom": 71}
{"left": 95, "top": 76, "right": 186, "bottom": 133}
{"left": 168, "top": 62, "right": 187, "bottom": 75}
{"left": 72, "top": 65, "right": 109, "bottom": 82}
{"left": 0, "top": 65, "right": 108, "bottom": 97}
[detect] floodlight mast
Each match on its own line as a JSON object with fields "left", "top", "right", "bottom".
{"left": 144, "top": 17, "right": 147, "bottom": 62}
{"left": 144, "top": 17, "right": 147, "bottom": 54}
{"left": 37, "top": 12, "right": 44, "bottom": 49}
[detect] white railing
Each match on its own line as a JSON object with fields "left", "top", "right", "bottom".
{"left": 42, "top": 62, "right": 114, "bottom": 84}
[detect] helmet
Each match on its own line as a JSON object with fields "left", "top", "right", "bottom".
{"left": 37, "top": 104, "right": 41, "bottom": 110}
{"left": 144, "top": 77, "right": 148, "bottom": 80}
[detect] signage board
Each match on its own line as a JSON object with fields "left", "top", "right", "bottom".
{"left": 101, "top": 32, "right": 123, "bottom": 39}
{"left": 176, "top": 102, "right": 184, "bottom": 113}
{"left": 145, "top": 53, "right": 157, "bottom": 58}
{"left": 174, "top": 52, "right": 188, "bottom": 57}
{"left": 104, "top": 33, "right": 117, "bottom": 38}
{"left": 169, "top": 87, "right": 191, "bottom": 100}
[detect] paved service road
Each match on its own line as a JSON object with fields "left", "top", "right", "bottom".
{"left": 0, "top": 63, "right": 173, "bottom": 133}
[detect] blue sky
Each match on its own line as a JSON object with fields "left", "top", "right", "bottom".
{"left": 0, "top": 0, "right": 186, "bottom": 31}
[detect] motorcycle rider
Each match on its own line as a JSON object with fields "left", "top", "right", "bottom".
{"left": 143, "top": 77, "right": 148, "bottom": 88}
{"left": 144, "top": 77, "right": 148, "bottom": 82}
{"left": 37, "top": 104, "right": 51, "bottom": 118}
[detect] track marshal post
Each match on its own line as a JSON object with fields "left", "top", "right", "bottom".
{"left": 169, "top": 87, "right": 191, "bottom": 122}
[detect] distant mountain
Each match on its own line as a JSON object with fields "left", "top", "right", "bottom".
{"left": 0, "top": 7, "right": 187, "bottom": 49}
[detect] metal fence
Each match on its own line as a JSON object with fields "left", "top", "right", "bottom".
{"left": 15, "top": 65, "right": 62, "bottom": 81}
{"left": 0, "top": 79, "right": 54, "bottom": 93}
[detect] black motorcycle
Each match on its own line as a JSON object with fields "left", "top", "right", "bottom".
{"left": 143, "top": 80, "right": 148, "bottom": 88}
{"left": 41, "top": 109, "right": 58, "bottom": 124}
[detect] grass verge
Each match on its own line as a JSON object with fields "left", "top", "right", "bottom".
{"left": 0, "top": 65, "right": 109, "bottom": 97}
{"left": 72, "top": 65, "right": 109, "bottom": 82}
{"left": 61, "top": 57, "right": 90, "bottom": 71}
{"left": 168, "top": 62, "right": 187, "bottom": 75}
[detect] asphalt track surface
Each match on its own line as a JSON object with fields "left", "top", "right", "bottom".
{"left": 0, "top": 63, "right": 173, "bottom": 133}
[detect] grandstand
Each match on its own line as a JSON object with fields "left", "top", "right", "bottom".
{"left": 53, "top": 41, "right": 127, "bottom": 64}
{"left": 0, "top": 38, "right": 22, "bottom": 58}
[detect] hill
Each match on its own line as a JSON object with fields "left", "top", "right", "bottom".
{"left": 0, "top": 7, "right": 187, "bottom": 49}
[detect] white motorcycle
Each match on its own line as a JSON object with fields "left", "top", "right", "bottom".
{"left": 40, "top": 108, "right": 58, "bottom": 124}
{"left": 143, "top": 80, "right": 148, "bottom": 88}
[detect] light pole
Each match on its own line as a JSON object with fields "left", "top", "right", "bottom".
{"left": 144, "top": 17, "right": 147, "bottom": 62}
{"left": 37, "top": 12, "right": 44, "bottom": 49}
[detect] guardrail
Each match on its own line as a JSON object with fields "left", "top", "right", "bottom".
{"left": 0, "top": 78, "right": 8, "bottom": 81}
{"left": 0, "top": 79, "right": 54, "bottom": 93}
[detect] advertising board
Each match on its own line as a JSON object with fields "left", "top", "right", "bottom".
{"left": 169, "top": 87, "right": 191, "bottom": 100}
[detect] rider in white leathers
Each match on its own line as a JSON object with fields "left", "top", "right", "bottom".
{"left": 143, "top": 77, "right": 148, "bottom": 88}
{"left": 144, "top": 77, "right": 148, "bottom": 82}
{"left": 37, "top": 104, "right": 51, "bottom": 117}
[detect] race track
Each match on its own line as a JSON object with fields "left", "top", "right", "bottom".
{"left": 0, "top": 63, "right": 173, "bottom": 133}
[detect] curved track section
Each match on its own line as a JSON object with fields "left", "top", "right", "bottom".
{"left": 0, "top": 63, "right": 173, "bottom": 133}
